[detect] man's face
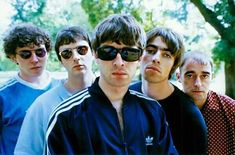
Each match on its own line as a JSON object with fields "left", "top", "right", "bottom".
{"left": 14, "top": 44, "right": 48, "bottom": 80}
{"left": 59, "top": 39, "right": 93, "bottom": 77}
{"left": 179, "top": 58, "right": 212, "bottom": 104}
{"left": 141, "top": 36, "right": 175, "bottom": 83}
{"left": 95, "top": 41, "right": 140, "bottom": 88}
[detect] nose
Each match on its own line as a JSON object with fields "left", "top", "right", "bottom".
{"left": 113, "top": 53, "right": 124, "bottom": 67}
{"left": 30, "top": 52, "right": 39, "bottom": 63}
{"left": 72, "top": 50, "right": 81, "bottom": 63}
{"left": 194, "top": 76, "right": 202, "bottom": 87}
{"left": 152, "top": 50, "right": 160, "bottom": 64}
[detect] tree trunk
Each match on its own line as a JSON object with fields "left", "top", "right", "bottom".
{"left": 224, "top": 60, "right": 235, "bottom": 99}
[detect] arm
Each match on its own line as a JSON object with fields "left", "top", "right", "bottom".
{"left": 46, "top": 112, "right": 77, "bottom": 155}
{"left": 0, "top": 96, "right": 2, "bottom": 153}
{"left": 14, "top": 100, "right": 45, "bottom": 155}
{"left": 158, "top": 109, "right": 179, "bottom": 155}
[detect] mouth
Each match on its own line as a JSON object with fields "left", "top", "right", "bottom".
{"left": 192, "top": 90, "right": 204, "bottom": 94}
{"left": 31, "top": 66, "right": 42, "bottom": 70}
{"left": 146, "top": 66, "right": 161, "bottom": 73}
{"left": 73, "top": 65, "right": 85, "bottom": 70}
{"left": 112, "top": 71, "right": 127, "bottom": 76}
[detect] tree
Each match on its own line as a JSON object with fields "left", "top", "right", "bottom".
{"left": 190, "top": 0, "right": 235, "bottom": 98}
{"left": 11, "top": 0, "right": 46, "bottom": 24}
{"left": 2, "top": 0, "right": 92, "bottom": 71}
{"left": 80, "top": 0, "right": 146, "bottom": 28}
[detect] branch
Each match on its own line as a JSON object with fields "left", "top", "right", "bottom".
{"left": 190, "top": 0, "right": 225, "bottom": 37}
{"left": 227, "top": 0, "right": 235, "bottom": 16}
{"left": 227, "top": 0, "right": 235, "bottom": 27}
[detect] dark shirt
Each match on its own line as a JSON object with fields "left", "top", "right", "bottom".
{"left": 130, "top": 81, "right": 207, "bottom": 155}
{"left": 45, "top": 78, "right": 178, "bottom": 155}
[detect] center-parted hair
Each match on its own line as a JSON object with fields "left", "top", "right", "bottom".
{"left": 92, "top": 14, "right": 146, "bottom": 51}
{"left": 147, "top": 27, "right": 185, "bottom": 79}
{"left": 55, "top": 26, "right": 92, "bottom": 61}
{"left": 3, "top": 23, "right": 51, "bottom": 59}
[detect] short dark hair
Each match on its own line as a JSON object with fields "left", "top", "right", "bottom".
{"left": 147, "top": 27, "right": 185, "bottom": 79}
{"left": 92, "top": 14, "right": 146, "bottom": 51}
{"left": 55, "top": 26, "right": 92, "bottom": 61}
{"left": 3, "top": 23, "right": 51, "bottom": 59}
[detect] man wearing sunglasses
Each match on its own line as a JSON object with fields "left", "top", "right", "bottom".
{"left": 130, "top": 27, "right": 207, "bottom": 155}
{"left": 14, "top": 26, "right": 95, "bottom": 155}
{"left": 45, "top": 14, "right": 178, "bottom": 154}
{"left": 0, "top": 23, "right": 59, "bottom": 155}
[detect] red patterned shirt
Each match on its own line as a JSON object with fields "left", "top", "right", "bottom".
{"left": 201, "top": 91, "right": 235, "bottom": 155}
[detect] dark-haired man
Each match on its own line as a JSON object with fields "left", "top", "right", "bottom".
{"left": 45, "top": 14, "right": 177, "bottom": 155}
{"left": 130, "top": 27, "right": 207, "bottom": 155}
{"left": 0, "top": 23, "right": 59, "bottom": 154}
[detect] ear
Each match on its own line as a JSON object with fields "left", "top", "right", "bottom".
{"left": 93, "top": 51, "right": 99, "bottom": 64}
{"left": 176, "top": 72, "right": 181, "bottom": 83}
{"left": 91, "top": 49, "right": 94, "bottom": 56}
{"left": 60, "top": 59, "right": 64, "bottom": 66}
{"left": 211, "top": 71, "right": 215, "bottom": 80}
{"left": 9, "top": 55, "right": 19, "bottom": 65}
{"left": 139, "top": 55, "right": 143, "bottom": 61}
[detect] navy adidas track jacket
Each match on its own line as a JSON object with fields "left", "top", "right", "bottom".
{"left": 45, "top": 78, "right": 178, "bottom": 155}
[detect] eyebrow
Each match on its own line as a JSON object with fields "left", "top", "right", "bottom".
{"left": 146, "top": 44, "right": 170, "bottom": 51}
{"left": 184, "top": 71, "right": 195, "bottom": 75}
{"left": 201, "top": 71, "right": 211, "bottom": 75}
{"left": 184, "top": 71, "right": 211, "bottom": 75}
{"left": 18, "top": 47, "right": 45, "bottom": 52}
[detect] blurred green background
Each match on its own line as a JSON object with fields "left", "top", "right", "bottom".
{"left": 0, "top": 0, "right": 234, "bottom": 98}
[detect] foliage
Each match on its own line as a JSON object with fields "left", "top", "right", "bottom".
{"left": 189, "top": 0, "right": 235, "bottom": 62}
{"left": 189, "top": 0, "right": 235, "bottom": 98}
{"left": 80, "top": 0, "right": 145, "bottom": 28}
{"left": 0, "top": 57, "right": 18, "bottom": 71}
{"left": 1, "top": 0, "right": 92, "bottom": 71}
{"left": 11, "top": 0, "right": 46, "bottom": 23}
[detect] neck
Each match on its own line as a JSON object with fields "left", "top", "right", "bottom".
{"left": 142, "top": 79, "right": 174, "bottom": 100}
{"left": 65, "top": 71, "right": 95, "bottom": 94}
{"left": 98, "top": 77, "right": 128, "bottom": 134}
{"left": 98, "top": 77, "right": 128, "bottom": 103}
{"left": 19, "top": 71, "right": 47, "bottom": 84}
{"left": 194, "top": 98, "right": 207, "bottom": 110}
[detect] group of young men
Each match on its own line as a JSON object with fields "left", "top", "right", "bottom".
{"left": 0, "top": 14, "right": 234, "bottom": 155}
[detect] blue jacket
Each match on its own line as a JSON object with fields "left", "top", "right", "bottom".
{"left": 45, "top": 78, "right": 178, "bottom": 155}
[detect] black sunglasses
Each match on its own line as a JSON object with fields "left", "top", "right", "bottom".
{"left": 96, "top": 46, "right": 142, "bottom": 62}
{"left": 17, "top": 48, "right": 47, "bottom": 59}
{"left": 59, "top": 46, "right": 88, "bottom": 59}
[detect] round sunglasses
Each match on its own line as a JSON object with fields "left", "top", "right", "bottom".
{"left": 16, "top": 48, "right": 47, "bottom": 59}
{"left": 59, "top": 46, "right": 88, "bottom": 59}
{"left": 97, "top": 45, "right": 142, "bottom": 62}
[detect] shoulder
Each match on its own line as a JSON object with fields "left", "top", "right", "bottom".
{"left": 171, "top": 85, "right": 195, "bottom": 104}
{"left": 129, "top": 89, "right": 155, "bottom": 102}
{"left": 46, "top": 88, "right": 90, "bottom": 136}
{"left": 50, "top": 88, "right": 90, "bottom": 117}
{"left": 29, "top": 84, "right": 63, "bottom": 111}
{"left": 0, "top": 77, "right": 18, "bottom": 92}
{"left": 129, "top": 81, "right": 142, "bottom": 92}
{"left": 50, "top": 78, "right": 62, "bottom": 86}
{"left": 129, "top": 89, "right": 163, "bottom": 111}
{"left": 208, "top": 91, "right": 235, "bottom": 107}
{"left": 208, "top": 91, "right": 235, "bottom": 122}
{"left": 40, "top": 81, "right": 65, "bottom": 99}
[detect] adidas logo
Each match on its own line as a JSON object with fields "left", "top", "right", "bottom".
{"left": 145, "top": 136, "right": 153, "bottom": 146}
